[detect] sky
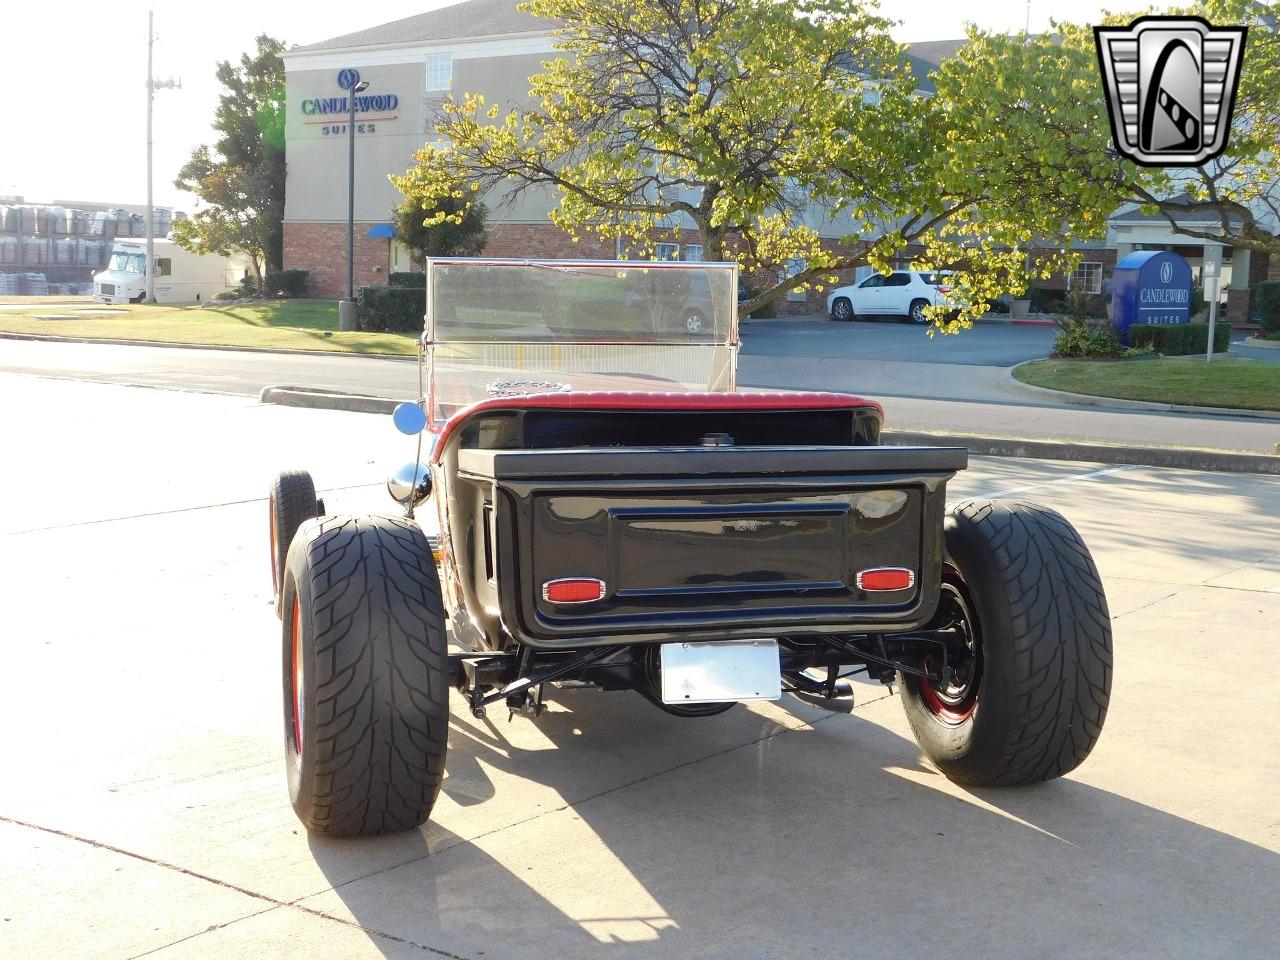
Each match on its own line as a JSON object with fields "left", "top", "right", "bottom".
{"left": 0, "top": 0, "right": 1130, "bottom": 211}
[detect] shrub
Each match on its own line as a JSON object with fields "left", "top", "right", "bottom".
{"left": 388, "top": 271, "right": 426, "bottom": 289}
{"left": 357, "top": 285, "right": 426, "bottom": 333}
{"left": 1122, "top": 344, "right": 1158, "bottom": 359}
{"left": 1053, "top": 318, "right": 1123, "bottom": 358}
{"left": 264, "top": 269, "right": 309, "bottom": 297}
{"left": 1258, "top": 280, "right": 1280, "bottom": 336}
{"left": 1128, "top": 322, "right": 1230, "bottom": 355}
{"left": 1029, "top": 286, "right": 1064, "bottom": 314}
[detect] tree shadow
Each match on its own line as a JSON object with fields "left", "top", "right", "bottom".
{"left": 303, "top": 686, "right": 1280, "bottom": 959}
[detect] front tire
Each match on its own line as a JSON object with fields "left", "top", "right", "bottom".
{"left": 683, "top": 308, "right": 706, "bottom": 335}
{"left": 282, "top": 515, "right": 450, "bottom": 836}
{"left": 831, "top": 297, "right": 855, "bottom": 322}
{"left": 901, "top": 500, "right": 1113, "bottom": 786}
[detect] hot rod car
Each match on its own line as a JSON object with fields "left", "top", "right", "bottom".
{"left": 268, "top": 259, "right": 1112, "bottom": 837}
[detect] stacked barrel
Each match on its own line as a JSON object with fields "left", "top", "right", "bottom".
{"left": 0, "top": 202, "right": 178, "bottom": 296}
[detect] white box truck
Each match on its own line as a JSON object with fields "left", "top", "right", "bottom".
{"left": 93, "top": 238, "right": 246, "bottom": 304}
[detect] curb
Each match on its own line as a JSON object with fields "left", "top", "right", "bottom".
{"left": 1002, "top": 364, "right": 1280, "bottom": 421}
{"left": 0, "top": 329, "right": 415, "bottom": 361}
{"left": 259, "top": 386, "right": 1279, "bottom": 475}
{"left": 1244, "top": 336, "right": 1280, "bottom": 350}
{"left": 259, "top": 385, "right": 402, "bottom": 414}
{"left": 881, "top": 430, "right": 1278, "bottom": 475}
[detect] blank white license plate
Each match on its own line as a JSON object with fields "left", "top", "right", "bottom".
{"left": 659, "top": 640, "right": 782, "bottom": 705}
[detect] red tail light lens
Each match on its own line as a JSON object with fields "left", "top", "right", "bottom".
{"left": 542, "top": 578, "right": 607, "bottom": 604}
{"left": 937, "top": 285, "right": 952, "bottom": 293}
{"left": 856, "top": 568, "right": 916, "bottom": 591}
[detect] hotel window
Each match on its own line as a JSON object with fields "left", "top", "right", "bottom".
{"left": 784, "top": 258, "right": 807, "bottom": 301}
{"left": 683, "top": 244, "right": 703, "bottom": 262}
{"left": 654, "top": 242, "right": 680, "bottom": 261}
{"left": 1068, "top": 261, "right": 1103, "bottom": 294}
{"left": 426, "top": 53, "right": 452, "bottom": 92}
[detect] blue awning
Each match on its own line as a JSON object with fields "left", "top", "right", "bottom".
{"left": 366, "top": 223, "right": 395, "bottom": 238}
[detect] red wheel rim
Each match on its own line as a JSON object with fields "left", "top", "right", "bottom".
{"left": 269, "top": 496, "right": 279, "bottom": 595}
{"left": 919, "top": 668, "right": 978, "bottom": 724}
{"left": 291, "top": 597, "right": 303, "bottom": 756}
{"left": 916, "top": 572, "right": 981, "bottom": 726}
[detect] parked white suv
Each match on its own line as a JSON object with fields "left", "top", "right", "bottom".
{"left": 827, "top": 270, "right": 954, "bottom": 323}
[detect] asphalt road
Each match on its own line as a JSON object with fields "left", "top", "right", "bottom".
{"left": 3, "top": 375, "right": 1277, "bottom": 959}
{"left": 2, "top": 324, "right": 1277, "bottom": 453}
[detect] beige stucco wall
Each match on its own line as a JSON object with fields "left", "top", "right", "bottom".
{"left": 285, "top": 52, "right": 564, "bottom": 226}
{"left": 285, "top": 61, "right": 427, "bottom": 223}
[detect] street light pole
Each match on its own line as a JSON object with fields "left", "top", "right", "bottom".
{"left": 340, "top": 79, "right": 369, "bottom": 330}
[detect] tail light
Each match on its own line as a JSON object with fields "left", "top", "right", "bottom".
{"left": 542, "top": 578, "right": 607, "bottom": 604}
{"left": 856, "top": 568, "right": 916, "bottom": 591}
{"left": 936, "top": 285, "right": 952, "bottom": 293}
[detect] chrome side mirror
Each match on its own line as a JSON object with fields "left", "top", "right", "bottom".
{"left": 387, "top": 461, "right": 433, "bottom": 508}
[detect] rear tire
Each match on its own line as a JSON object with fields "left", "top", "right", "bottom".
{"left": 900, "top": 499, "right": 1112, "bottom": 786}
{"left": 282, "top": 515, "right": 450, "bottom": 836}
{"left": 831, "top": 297, "right": 855, "bottom": 322}
{"left": 269, "top": 470, "right": 318, "bottom": 618}
{"left": 908, "top": 298, "right": 929, "bottom": 324}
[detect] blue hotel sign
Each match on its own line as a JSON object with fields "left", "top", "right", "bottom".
{"left": 300, "top": 68, "right": 400, "bottom": 136}
{"left": 1112, "top": 250, "right": 1193, "bottom": 342}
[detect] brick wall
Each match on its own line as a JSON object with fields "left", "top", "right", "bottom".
{"left": 484, "top": 223, "right": 615, "bottom": 259}
{"left": 1227, "top": 248, "right": 1272, "bottom": 326}
{"left": 283, "top": 222, "right": 391, "bottom": 298}
{"left": 287, "top": 217, "right": 1126, "bottom": 319}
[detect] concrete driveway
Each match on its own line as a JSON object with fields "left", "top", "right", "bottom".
{"left": 2, "top": 373, "right": 1277, "bottom": 959}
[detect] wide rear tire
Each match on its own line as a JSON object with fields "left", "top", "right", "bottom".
{"left": 282, "top": 515, "right": 450, "bottom": 836}
{"left": 269, "top": 470, "right": 318, "bottom": 618}
{"left": 900, "top": 499, "right": 1112, "bottom": 786}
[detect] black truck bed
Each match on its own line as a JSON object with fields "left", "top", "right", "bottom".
{"left": 455, "top": 444, "right": 966, "bottom": 648}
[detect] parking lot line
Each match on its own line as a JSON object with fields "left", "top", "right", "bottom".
{"left": 975, "top": 463, "right": 1140, "bottom": 499}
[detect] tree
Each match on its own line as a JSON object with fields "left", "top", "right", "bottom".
{"left": 1019, "top": 1, "right": 1280, "bottom": 264}
{"left": 173, "top": 35, "right": 287, "bottom": 286}
{"left": 393, "top": 0, "right": 1124, "bottom": 325}
{"left": 392, "top": 194, "right": 489, "bottom": 265}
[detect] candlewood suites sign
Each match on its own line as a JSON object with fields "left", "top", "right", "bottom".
{"left": 299, "top": 69, "right": 400, "bottom": 136}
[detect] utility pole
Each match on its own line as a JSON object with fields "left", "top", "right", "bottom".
{"left": 144, "top": 10, "right": 180, "bottom": 304}
{"left": 146, "top": 10, "right": 155, "bottom": 303}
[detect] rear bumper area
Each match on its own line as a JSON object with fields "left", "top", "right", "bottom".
{"left": 457, "top": 445, "right": 965, "bottom": 648}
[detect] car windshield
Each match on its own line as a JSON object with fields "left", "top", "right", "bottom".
{"left": 425, "top": 258, "right": 739, "bottom": 429}
{"left": 108, "top": 252, "right": 145, "bottom": 274}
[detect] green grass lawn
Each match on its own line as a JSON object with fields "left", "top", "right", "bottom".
{"left": 1014, "top": 356, "right": 1280, "bottom": 412}
{"left": 0, "top": 299, "right": 418, "bottom": 355}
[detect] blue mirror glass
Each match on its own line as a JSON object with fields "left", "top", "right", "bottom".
{"left": 392, "top": 401, "right": 428, "bottom": 436}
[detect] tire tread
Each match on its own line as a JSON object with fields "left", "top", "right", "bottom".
{"left": 287, "top": 515, "right": 448, "bottom": 836}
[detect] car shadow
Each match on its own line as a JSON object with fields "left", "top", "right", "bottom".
{"left": 303, "top": 686, "right": 1280, "bottom": 959}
